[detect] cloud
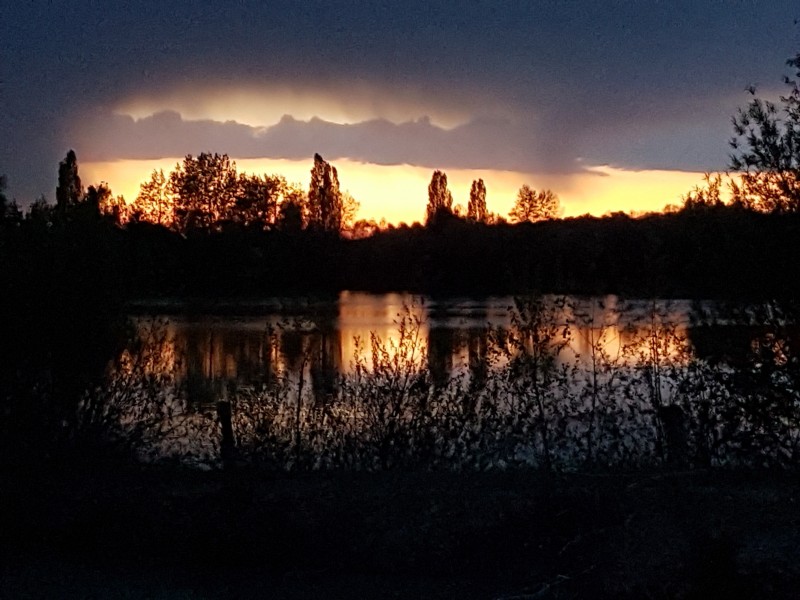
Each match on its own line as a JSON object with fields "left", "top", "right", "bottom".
{"left": 114, "top": 81, "right": 491, "bottom": 129}
{"left": 71, "top": 108, "right": 596, "bottom": 176}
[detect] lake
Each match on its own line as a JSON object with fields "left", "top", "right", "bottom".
{"left": 123, "top": 291, "right": 697, "bottom": 382}
{"left": 81, "top": 293, "right": 800, "bottom": 470}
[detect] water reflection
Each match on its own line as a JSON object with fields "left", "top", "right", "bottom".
{"left": 121, "top": 292, "right": 700, "bottom": 426}
{"left": 90, "top": 294, "right": 800, "bottom": 470}
{"left": 128, "top": 293, "right": 695, "bottom": 389}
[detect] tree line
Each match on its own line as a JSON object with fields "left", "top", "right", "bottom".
{"left": 1, "top": 152, "right": 563, "bottom": 237}
{"left": 31, "top": 151, "right": 360, "bottom": 235}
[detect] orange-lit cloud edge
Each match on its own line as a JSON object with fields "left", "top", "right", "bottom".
{"left": 81, "top": 157, "right": 708, "bottom": 225}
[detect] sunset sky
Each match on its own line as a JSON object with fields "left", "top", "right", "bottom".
{"left": 2, "top": 1, "right": 799, "bottom": 223}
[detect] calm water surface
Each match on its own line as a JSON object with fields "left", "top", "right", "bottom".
{"left": 90, "top": 292, "right": 796, "bottom": 469}
{"left": 127, "top": 291, "right": 695, "bottom": 386}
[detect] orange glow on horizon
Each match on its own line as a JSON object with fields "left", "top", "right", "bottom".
{"left": 80, "top": 158, "right": 709, "bottom": 226}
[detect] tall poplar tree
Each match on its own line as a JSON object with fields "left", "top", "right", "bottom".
{"left": 467, "top": 178, "right": 487, "bottom": 222}
{"left": 56, "top": 150, "right": 83, "bottom": 212}
{"left": 307, "top": 153, "right": 343, "bottom": 233}
{"left": 425, "top": 170, "right": 453, "bottom": 225}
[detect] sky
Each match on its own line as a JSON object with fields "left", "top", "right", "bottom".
{"left": 2, "top": 1, "right": 799, "bottom": 223}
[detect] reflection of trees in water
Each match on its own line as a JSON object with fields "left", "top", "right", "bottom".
{"left": 78, "top": 320, "right": 221, "bottom": 465}
{"left": 687, "top": 300, "right": 800, "bottom": 466}
{"left": 467, "top": 326, "right": 490, "bottom": 390}
{"left": 310, "top": 327, "right": 342, "bottom": 402}
{"left": 181, "top": 325, "right": 280, "bottom": 405}
{"left": 84, "top": 298, "right": 800, "bottom": 471}
{"left": 280, "top": 327, "right": 306, "bottom": 372}
{"left": 427, "top": 301, "right": 454, "bottom": 389}
{"left": 427, "top": 302, "right": 491, "bottom": 392}
{"left": 427, "top": 327, "right": 454, "bottom": 389}
{"left": 279, "top": 305, "right": 343, "bottom": 404}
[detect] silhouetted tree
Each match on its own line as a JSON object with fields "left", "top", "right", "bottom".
{"left": 276, "top": 183, "right": 308, "bottom": 231}
{"left": 83, "top": 183, "right": 111, "bottom": 212}
{"left": 341, "top": 191, "right": 360, "bottom": 231}
{"left": 3, "top": 202, "right": 22, "bottom": 226}
{"left": 235, "top": 173, "right": 284, "bottom": 229}
{"left": 0, "top": 176, "right": 21, "bottom": 226}
{"left": 0, "top": 174, "right": 7, "bottom": 217}
{"left": 170, "top": 153, "right": 239, "bottom": 232}
{"left": 426, "top": 170, "right": 453, "bottom": 225}
{"left": 351, "top": 218, "right": 380, "bottom": 239}
{"left": 729, "top": 51, "right": 800, "bottom": 212}
{"left": 509, "top": 185, "right": 560, "bottom": 223}
{"left": 56, "top": 150, "right": 83, "bottom": 212}
{"left": 308, "top": 153, "right": 343, "bottom": 233}
{"left": 680, "top": 174, "right": 726, "bottom": 212}
{"left": 467, "top": 178, "right": 488, "bottom": 223}
{"left": 26, "top": 196, "right": 52, "bottom": 226}
{"left": 81, "top": 183, "right": 126, "bottom": 224}
{"left": 101, "top": 195, "right": 128, "bottom": 225}
{"left": 134, "top": 169, "right": 171, "bottom": 226}
{"left": 277, "top": 198, "right": 304, "bottom": 232}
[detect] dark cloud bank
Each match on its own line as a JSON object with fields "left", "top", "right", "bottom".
{"left": 71, "top": 110, "right": 557, "bottom": 173}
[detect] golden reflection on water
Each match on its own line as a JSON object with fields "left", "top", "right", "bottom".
{"left": 123, "top": 293, "right": 695, "bottom": 390}
{"left": 565, "top": 297, "right": 693, "bottom": 368}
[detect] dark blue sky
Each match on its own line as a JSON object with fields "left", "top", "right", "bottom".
{"left": 2, "top": 0, "right": 799, "bottom": 201}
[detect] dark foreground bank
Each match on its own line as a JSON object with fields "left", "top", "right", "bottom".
{"left": 2, "top": 462, "right": 799, "bottom": 599}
